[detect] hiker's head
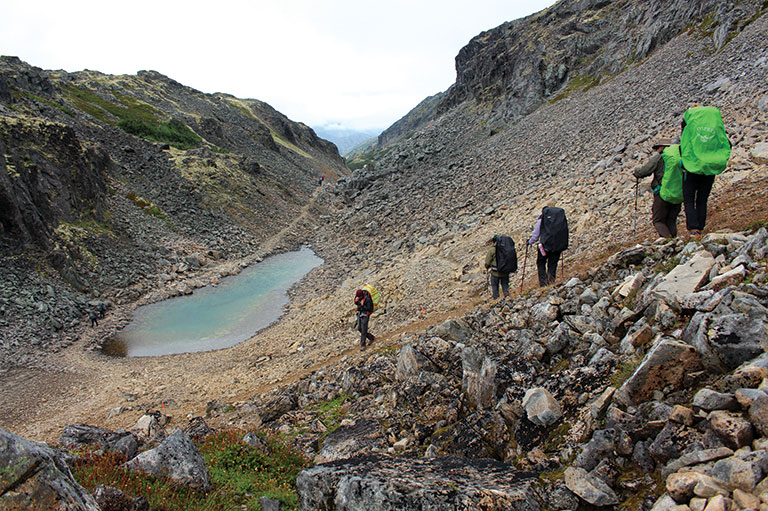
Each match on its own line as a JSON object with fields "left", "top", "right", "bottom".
{"left": 652, "top": 137, "right": 679, "bottom": 152}
{"left": 488, "top": 235, "right": 499, "bottom": 245}
{"left": 652, "top": 138, "right": 673, "bottom": 152}
{"left": 355, "top": 289, "right": 364, "bottom": 300}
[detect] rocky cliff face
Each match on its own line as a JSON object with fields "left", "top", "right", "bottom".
{"left": 0, "top": 56, "right": 348, "bottom": 367}
{"left": 380, "top": 0, "right": 767, "bottom": 141}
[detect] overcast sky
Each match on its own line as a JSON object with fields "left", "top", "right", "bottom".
{"left": 1, "top": 1, "right": 556, "bottom": 131}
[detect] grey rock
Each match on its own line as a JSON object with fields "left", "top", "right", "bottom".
{"left": 662, "top": 447, "right": 734, "bottom": 478}
{"left": 124, "top": 429, "right": 211, "bottom": 491}
{"left": 748, "top": 393, "right": 768, "bottom": 437}
{"left": 652, "top": 251, "right": 715, "bottom": 309}
{"left": 615, "top": 338, "right": 702, "bottom": 406}
{"left": 708, "top": 411, "right": 753, "bottom": 450}
{"left": 314, "top": 418, "right": 386, "bottom": 464}
{"left": 258, "top": 497, "right": 283, "bottom": 511}
{"left": 522, "top": 387, "right": 562, "bottom": 427}
{"left": 751, "top": 142, "right": 768, "bottom": 165}
{"left": 564, "top": 466, "right": 619, "bottom": 507}
{"left": 461, "top": 346, "right": 497, "bottom": 410}
{"left": 243, "top": 432, "right": 272, "bottom": 454}
{"left": 93, "top": 485, "right": 149, "bottom": 511}
{"left": 396, "top": 344, "right": 430, "bottom": 380}
{"left": 297, "top": 455, "right": 542, "bottom": 510}
{"left": 712, "top": 455, "right": 763, "bottom": 492}
{"left": 0, "top": 427, "right": 100, "bottom": 510}
{"left": 432, "top": 318, "right": 473, "bottom": 343}
{"left": 59, "top": 423, "right": 139, "bottom": 460}
{"left": 575, "top": 429, "right": 616, "bottom": 472}
{"left": 692, "top": 388, "right": 738, "bottom": 412}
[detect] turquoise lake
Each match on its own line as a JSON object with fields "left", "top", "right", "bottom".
{"left": 108, "top": 246, "right": 323, "bottom": 357}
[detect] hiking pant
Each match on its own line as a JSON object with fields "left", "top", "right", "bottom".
{"left": 683, "top": 172, "right": 715, "bottom": 231}
{"left": 651, "top": 194, "right": 682, "bottom": 238}
{"left": 490, "top": 274, "right": 510, "bottom": 299}
{"left": 357, "top": 313, "right": 374, "bottom": 347}
{"left": 537, "top": 249, "right": 562, "bottom": 287}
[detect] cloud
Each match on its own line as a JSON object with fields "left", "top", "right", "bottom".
{"left": 1, "top": 0, "right": 555, "bottom": 130}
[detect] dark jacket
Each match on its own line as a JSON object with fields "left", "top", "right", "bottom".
{"left": 355, "top": 292, "right": 373, "bottom": 316}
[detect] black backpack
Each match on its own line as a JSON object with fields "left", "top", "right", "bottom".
{"left": 540, "top": 207, "right": 569, "bottom": 253}
{"left": 495, "top": 235, "right": 518, "bottom": 274}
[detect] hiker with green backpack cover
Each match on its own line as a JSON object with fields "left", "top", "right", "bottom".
{"left": 633, "top": 137, "right": 683, "bottom": 238}
{"left": 679, "top": 105, "right": 731, "bottom": 234}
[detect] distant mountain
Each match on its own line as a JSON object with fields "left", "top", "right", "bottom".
{"left": 312, "top": 125, "right": 380, "bottom": 155}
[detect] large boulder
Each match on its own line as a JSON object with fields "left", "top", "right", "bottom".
{"left": 0, "top": 428, "right": 100, "bottom": 510}
{"left": 522, "top": 387, "right": 563, "bottom": 427}
{"left": 564, "top": 467, "right": 619, "bottom": 507}
{"left": 297, "top": 454, "right": 542, "bottom": 510}
{"left": 123, "top": 430, "right": 211, "bottom": 491}
{"left": 614, "top": 338, "right": 702, "bottom": 406}
{"left": 314, "top": 418, "right": 387, "bottom": 464}
{"left": 59, "top": 424, "right": 139, "bottom": 460}
{"left": 461, "top": 347, "right": 497, "bottom": 410}
{"left": 652, "top": 251, "right": 715, "bottom": 309}
{"left": 683, "top": 291, "right": 768, "bottom": 372}
{"left": 431, "top": 318, "right": 472, "bottom": 343}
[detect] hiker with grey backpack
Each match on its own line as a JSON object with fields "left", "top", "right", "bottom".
{"left": 484, "top": 234, "right": 517, "bottom": 299}
{"left": 528, "top": 207, "right": 569, "bottom": 287}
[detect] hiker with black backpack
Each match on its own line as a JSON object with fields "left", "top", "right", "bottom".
{"left": 528, "top": 207, "right": 569, "bottom": 287}
{"left": 484, "top": 235, "right": 517, "bottom": 299}
{"left": 354, "top": 288, "right": 376, "bottom": 350}
{"left": 633, "top": 137, "right": 683, "bottom": 238}
{"left": 679, "top": 105, "right": 731, "bottom": 235}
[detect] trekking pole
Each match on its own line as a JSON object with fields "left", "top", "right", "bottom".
{"left": 520, "top": 243, "right": 529, "bottom": 293}
{"left": 634, "top": 178, "right": 639, "bottom": 236}
{"left": 561, "top": 250, "right": 566, "bottom": 281}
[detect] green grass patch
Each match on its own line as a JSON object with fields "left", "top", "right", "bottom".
{"left": 655, "top": 255, "right": 680, "bottom": 274}
{"left": 126, "top": 192, "right": 173, "bottom": 228}
{"left": 549, "top": 74, "right": 602, "bottom": 103}
{"left": 201, "top": 430, "right": 310, "bottom": 510}
{"left": 63, "top": 84, "right": 200, "bottom": 149}
{"left": 542, "top": 421, "right": 571, "bottom": 453}
{"left": 118, "top": 118, "right": 202, "bottom": 150}
{"left": 313, "top": 394, "right": 353, "bottom": 434}
{"left": 611, "top": 356, "right": 642, "bottom": 388}
{"left": 70, "top": 429, "right": 310, "bottom": 511}
{"left": 54, "top": 219, "right": 114, "bottom": 241}
{"left": 64, "top": 84, "right": 160, "bottom": 124}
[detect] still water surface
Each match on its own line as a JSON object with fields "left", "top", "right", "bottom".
{"left": 108, "top": 247, "right": 322, "bottom": 357}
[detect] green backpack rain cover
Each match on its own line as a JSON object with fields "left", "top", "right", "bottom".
{"left": 660, "top": 145, "right": 684, "bottom": 204}
{"left": 680, "top": 106, "right": 731, "bottom": 175}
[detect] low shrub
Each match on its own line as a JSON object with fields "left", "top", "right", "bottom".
{"left": 118, "top": 118, "right": 201, "bottom": 149}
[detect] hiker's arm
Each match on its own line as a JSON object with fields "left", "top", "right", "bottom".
{"left": 485, "top": 248, "right": 494, "bottom": 269}
{"left": 633, "top": 154, "right": 662, "bottom": 179}
{"left": 528, "top": 218, "right": 541, "bottom": 245}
